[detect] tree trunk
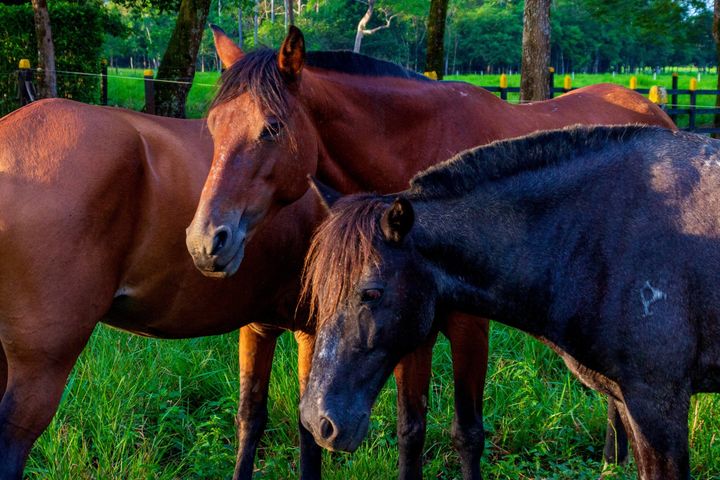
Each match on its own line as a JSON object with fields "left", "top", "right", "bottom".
{"left": 426, "top": 0, "right": 449, "bottom": 79}
{"left": 520, "top": 0, "right": 551, "bottom": 102}
{"left": 354, "top": 0, "right": 375, "bottom": 52}
{"left": 154, "top": 0, "right": 212, "bottom": 118}
{"left": 714, "top": 0, "right": 720, "bottom": 132}
{"left": 238, "top": 4, "right": 243, "bottom": 48}
{"left": 31, "top": 0, "right": 56, "bottom": 98}
{"left": 284, "top": 0, "right": 294, "bottom": 27}
{"left": 354, "top": 0, "right": 395, "bottom": 53}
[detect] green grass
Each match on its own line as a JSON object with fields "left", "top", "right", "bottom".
{"left": 25, "top": 323, "right": 720, "bottom": 479}
{"left": 105, "top": 68, "right": 220, "bottom": 118}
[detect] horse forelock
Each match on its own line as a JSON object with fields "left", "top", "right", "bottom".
{"left": 301, "top": 195, "right": 388, "bottom": 326}
{"left": 211, "top": 49, "right": 291, "bottom": 125}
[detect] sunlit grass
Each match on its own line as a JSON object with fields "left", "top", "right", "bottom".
{"left": 25, "top": 323, "right": 719, "bottom": 479}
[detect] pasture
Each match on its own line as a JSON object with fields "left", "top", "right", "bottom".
{"left": 17, "top": 70, "right": 720, "bottom": 478}
{"left": 25, "top": 325, "right": 720, "bottom": 478}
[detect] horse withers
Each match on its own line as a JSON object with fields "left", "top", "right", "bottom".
{"left": 187, "top": 25, "right": 675, "bottom": 476}
{"left": 300, "top": 125, "right": 720, "bottom": 479}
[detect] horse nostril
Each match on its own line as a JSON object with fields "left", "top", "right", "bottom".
{"left": 210, "top": 228, "right": 229, "bottom": 255}
{"left": 319, "top": 416, "right": 335, "bottom": 441}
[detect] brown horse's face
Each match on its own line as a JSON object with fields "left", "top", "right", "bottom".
{"left": 186, "top": 26, "right": 317, "bottom": 277}
{"left": 300, "top": 198, "right": 438, "bottom": 452}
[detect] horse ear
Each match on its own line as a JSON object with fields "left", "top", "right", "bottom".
{"left": 381, "top": 198, "right": 415, "bottom": 244}
{"left": 278, "top": 25, "right": 305, "bottom": 84}
{"left": 308, "top": 175, "right": 342, "bottom": 212}
{"left": 211, "top": 24, "right": 244, "bottom": 69}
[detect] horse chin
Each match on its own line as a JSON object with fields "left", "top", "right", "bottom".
{"left": 196, "top": 236, "right": 246, "bottom": 278}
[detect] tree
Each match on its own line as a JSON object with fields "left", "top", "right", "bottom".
{"left": 354, "top": 0, "right": 396, "bottom": 53}
{"left": 31, "top": 0, "right": 56, "bottom": 97}
{"left": 714, "top": 0, "right": 719, "bottom": 131}
{"left": 520, "top": 0, "right": 551, "bottom": 102}
{"left": 425, "top": 0, "right": 448, "bottom": 78}
{"left": 154, "top": 0, "right": 212, "bottom": 117}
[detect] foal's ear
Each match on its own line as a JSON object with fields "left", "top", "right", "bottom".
{"left": 308, "top": 175, "right": 342, "bottom": 212}
{"left": 278, "top": 25, "right": 306, "bottom": 84}
{"left": 211, "top": 24, "right": 244, "bottom": 68}
{"left": 381, "top": 198, "right": 415, "bottom": 244}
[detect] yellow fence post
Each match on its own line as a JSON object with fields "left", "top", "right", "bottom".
{"left": 144, "top": 69, "right": 155, "bottom": 115}
{"left": 563, "top": 75, "right": 572, "bottom": 93}
{"left": 629, "top": 76, "right": 637, "bottom": 90}
{"left": 500, "top": 73, "right": 508, "bottom": 101}
{"left": 689, "top": 78, "right": 698, "bottom": 130}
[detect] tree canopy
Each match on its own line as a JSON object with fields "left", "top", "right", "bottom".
{"left": 73, "top": 0, "right": 715, "bottom": 74}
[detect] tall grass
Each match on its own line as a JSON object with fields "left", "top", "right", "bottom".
{"left": 25, "top": 323, "right": 719, "bottom": 479}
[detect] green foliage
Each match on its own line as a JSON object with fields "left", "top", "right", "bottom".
{"left": 0, "top": 1, "right": 111, "bottom": 114}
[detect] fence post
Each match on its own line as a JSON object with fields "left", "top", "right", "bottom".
{"left": 500, "top": 73, "right": 508, "bottom": 101}
{"left": 649, "top": 85, "right": 668, "bottom": 111}
{"left": 629, "top": 76, "right": 637, "bottom": 91}
{"left": 563, "top": 75, "right": 572, "bottom": 94}
{"left": 670, "top": 72, "right": 678, "bottom": 124}
{"left": 689, "top": 77, "right": 697, "bottom": 131}
{"left": 17, "top": 59, "right": 36, "bottom": 106}
{"left": 144, "top": 69, "right": 155, "bottom": 115}
{"left": 548, "top": 66, "right": 555, "bottom": 98}
{"left": 101, "top": 59, "right": 108, "bottom": 106}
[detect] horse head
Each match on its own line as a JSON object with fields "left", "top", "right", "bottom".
{"left": 186, "top": 26, "right": 319, "bottom": 277}
{"left": 298, "top": 191, "right": 439, "bottom": 452}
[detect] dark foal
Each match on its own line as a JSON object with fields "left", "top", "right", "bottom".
{"left": 189, "top": 26, "right": 675, "bottom": 476}
{"left": 300, "top": 125, "right": 720, "bottom": 480}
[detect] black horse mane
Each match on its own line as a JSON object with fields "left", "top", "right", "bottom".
{"left": 212, "top": 48, "right": 428, "bottom": 115}
{"left": 409, "top": 124, "right": 660, "bottom": 199}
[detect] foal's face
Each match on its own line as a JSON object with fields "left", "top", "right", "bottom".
{"left": 300, "top": 198, "right": 437, "bottom": 452}
{"left": 186, "top": 26, "right": 318, "bottom": 277}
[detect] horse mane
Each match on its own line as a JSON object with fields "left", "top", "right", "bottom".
{"left": 211, "top": 48, "right": 429, "bottom": 116}
{"left": 301, "top": 194, "right": 389, "bottom": 326}
{"left": 305, "top": 50, "right": 430, "bottom": 81}
{"left": 409, "top": 124, "right": 657, "bottom": 199}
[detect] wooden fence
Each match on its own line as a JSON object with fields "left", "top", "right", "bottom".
{"left": 13, "top": 60, "right": 720, "bottom": 135}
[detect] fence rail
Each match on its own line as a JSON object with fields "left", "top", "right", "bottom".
{"left": 8, "top": 60, "right": 720, "bottom": 135}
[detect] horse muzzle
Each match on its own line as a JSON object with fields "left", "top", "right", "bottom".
{"left": 299, "top": 394, "right": 370, "bottom": 452}
{"left": 186, "top": 216, "right": 248, "bottom": 278}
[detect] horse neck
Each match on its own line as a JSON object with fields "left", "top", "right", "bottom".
{"left": 410, "top": 156, "right": 625, "bottom": 335}
{"left": 300, "top": 71, "right": 503, "bottom": 194}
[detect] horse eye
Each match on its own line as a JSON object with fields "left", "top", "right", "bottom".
{"left": 259, "top": 121, "right": 281, "bottom": 140}
{"left": 360, "top": 288, "right": 383, "bottom": 302}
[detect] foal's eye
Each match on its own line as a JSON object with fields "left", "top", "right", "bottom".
{"left": 259, "top": 121, "right": 282, "bottom": 141}
{"left": 360, "top": 288, "right": 384, "bottom": 303}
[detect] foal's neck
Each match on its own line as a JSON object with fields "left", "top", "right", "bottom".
{"left": 412, "top": 155, "right": 625, "bottom": 336}
{"left": 301, "top": 70, "right": 502, "bottom": 194}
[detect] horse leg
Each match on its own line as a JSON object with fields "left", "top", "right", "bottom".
{"left": 0, "top": 318, "right": 94, "bottom": 479}
{"left": 615, "top": 386, "right": 690, "bottom": 480}
{"left": 445, "top": 313, "right": 489, "bottom": 480}
{"left": 603, "top": 397, "right": 629, "bottom": 465}
{"left": 394, "top": 331, "right": 438, "bottom": 480}
{"left": 295, "top": 330, "right": 322, "bottom": 480}
{"left": 233, "top": 323, "right": 282, "bottom": 480}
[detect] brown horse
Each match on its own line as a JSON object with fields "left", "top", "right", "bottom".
{"left": 186, "top": 26, "right": 676, "bottom": 478}
{"left": 0, "top": 99, "right": 325, "bottom": 480}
